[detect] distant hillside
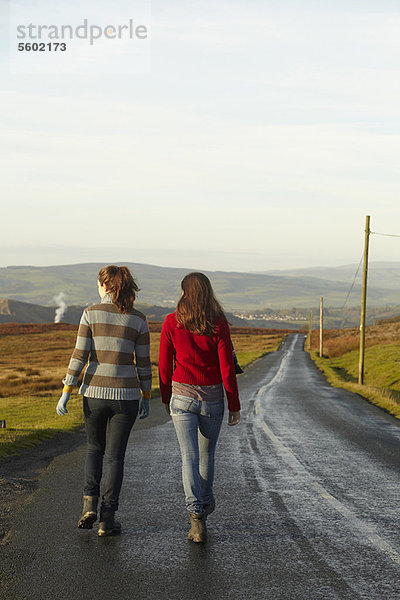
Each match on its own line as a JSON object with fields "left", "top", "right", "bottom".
{"left": 375, "top": 314, "right": 400, "bottom": 326}
{"left": 0, "top": 297, "right": 252, "bottom": 328}
{"left": 0, "top": 298, "right": 84, "bottom": 325}
{"left": 263, "top": 261, "right": 400, "bottom": 291}
{"left": 2, "top": 297, "right": 399, "bottom": 330}
{"left": 2, "top": 261, "right": 400, "bottom": 309}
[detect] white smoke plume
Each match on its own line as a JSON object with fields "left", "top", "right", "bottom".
{"left": 54, "top": 292, "right": 68, "bottom": 323}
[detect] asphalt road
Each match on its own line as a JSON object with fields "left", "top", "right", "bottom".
{"left": 2, "top": 334, "right": 400, "bottom": 599}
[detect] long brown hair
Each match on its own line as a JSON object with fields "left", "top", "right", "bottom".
{"left": 176, "top": 272, "right": 226, "bottom": 336}
{"left": 98, "top": 265, "right": 140, "bottom": 313}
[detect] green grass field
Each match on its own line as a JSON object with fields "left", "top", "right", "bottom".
{"left": 0, "top": 324, "right": 285, "bottom": 459}
{"left": 0, "top": 395, "right": 84, "bottom": 456}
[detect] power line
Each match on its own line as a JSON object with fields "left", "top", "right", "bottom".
{"left": 341, "top": 253, "right": 364, "bottom": 310}
{"left": 371, "top": 231, "right": 400, "bottom": 238}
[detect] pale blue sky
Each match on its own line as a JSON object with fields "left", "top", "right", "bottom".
{"left": 1, "top": 0, "right": 400, "bottom": 271}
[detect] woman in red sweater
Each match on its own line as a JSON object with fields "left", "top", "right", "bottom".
{"left": 159, "top": 272, "right": 240, "bottom": 543}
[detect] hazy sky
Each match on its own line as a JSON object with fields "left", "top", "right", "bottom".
{"left": 1, "top": 0, "right": 400, "bottom": 271}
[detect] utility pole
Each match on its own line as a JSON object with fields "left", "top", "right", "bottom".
{"left": 308, "top": 311, "right": 312, "bottom": 350}
{"left": 358, "top": 215, "right": 371, "bottom": 385}
{"left": 319, "top": 297, "right": 323, "bottom": 357}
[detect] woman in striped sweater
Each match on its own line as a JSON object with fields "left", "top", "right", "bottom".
{"left": 159, "top": 272, "right": 240, "bottom": 543}
{"left": 56, "top": 265, "right": 152, "bottom": 536}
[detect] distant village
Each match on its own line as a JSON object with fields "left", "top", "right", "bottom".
{"left": 233, "top": 311, "right": 308, "bottom": 322}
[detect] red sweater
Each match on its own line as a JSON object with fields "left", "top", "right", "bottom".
{"left": 158, "top": 312, "right": 240, "bottom": 412}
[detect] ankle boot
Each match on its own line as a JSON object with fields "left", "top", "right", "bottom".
{"left": 188, "top": 512, "right": 207, "bottom": 543}
{"left": 78, "top": 495, "right": 98, "bottom": 529}
{"left": 98, "top": 507, "right": 121, "bottom": 537}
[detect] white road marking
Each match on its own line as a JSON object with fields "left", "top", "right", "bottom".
{"left": 254, "top": 337, "right": 400, "bottom": 568}
{"left": 254, "top": 336, "right": 296, "bottom": 415}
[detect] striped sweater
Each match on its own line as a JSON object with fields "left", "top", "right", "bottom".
{"left": 63, "top": 294, "right": 152, "bottom": 400}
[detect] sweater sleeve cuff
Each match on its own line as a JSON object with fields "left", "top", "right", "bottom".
{"left": 227, "top": 396, "right": 241, "bottom": 412}
{"left": 63, "top": 375, "right": 78, "bottom": 386}
{"left": 140, "top": 381, "right": 152, "bottom": 393}
{"left": 160, "top": 385, "right": 172, "bottom": 404}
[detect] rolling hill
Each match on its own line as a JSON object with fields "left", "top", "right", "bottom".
{"left": 2, "top": 261, "right": 400, "bottom": 310}
{"left": 262, "top": 261, "right": 400, "bottom": 291}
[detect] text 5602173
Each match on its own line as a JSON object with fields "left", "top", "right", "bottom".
{"left": 18, "top": 43, "right": 67, "bottom": 51}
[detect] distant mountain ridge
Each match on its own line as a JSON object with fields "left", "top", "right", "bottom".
{"left": 0, "top": 298, "right": 84, "bottom": 325}
{"left": 1, "top": 261, "right": 400, "bottom": 309}
{"left": 261, "top": 261, "right": 400, "bottom": 287}
{"left": 0, "top": 297, "right": 251, "bottom": 328}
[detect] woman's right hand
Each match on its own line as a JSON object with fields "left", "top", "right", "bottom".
{"left": 228, "top": 410, "right": 240, "bottom": 426}
{"left": 164, "top": 403, "right": 171, "bottom": 417}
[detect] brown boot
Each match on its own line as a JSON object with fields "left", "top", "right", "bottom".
{"left": 98, "top": 507, "right": 121, "bottom": 537}
{"left": 188, "top": 512, "right": 207, "bottom": 543}
{"left": 77, "top": 495, "right": 98, "bottom": 529}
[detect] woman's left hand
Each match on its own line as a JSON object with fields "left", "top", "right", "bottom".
{"left": 138, "top": 397, "right": 150, "bottom": 420}
{"left": 228, "top": 411, "right": 240, "bottom": 426}
{"left": 56, "top": 392, "right": 71, "bottom": 416}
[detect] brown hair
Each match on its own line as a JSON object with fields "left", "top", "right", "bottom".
{"left": 98, "top": 265, "right": 140, "bottom": 313}
{"left": 176, "top": 272, "right": 226, "bottom": 336}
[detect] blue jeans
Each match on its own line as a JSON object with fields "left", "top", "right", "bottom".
{"left": 170, "top": 394, "right": 224, "bottom": 515}
{"left": 83, "top": 397, "right": 139, "bottom": 512}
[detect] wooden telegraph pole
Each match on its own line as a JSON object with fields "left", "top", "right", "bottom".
{"left": 319, "top": 297, "right": 323, "bottom": 357}
{"left": 358, "top": 215, "right": 371, "bottom": 385}
{"left": 308, "top": 311, "right": 312, "bottom": 350}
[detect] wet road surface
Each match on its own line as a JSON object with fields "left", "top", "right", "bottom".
{"left": 2, "top": 334, "right": 400, "bottom": 599}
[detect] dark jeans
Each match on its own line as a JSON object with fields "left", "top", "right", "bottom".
{"left": 83, "top": 397, "right": 139, "bottom": 512}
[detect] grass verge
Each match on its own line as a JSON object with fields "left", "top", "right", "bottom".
{"left": 308, "top": 346, "right": 400, "bottom": 420}
{"left": 0, "top": 394, "right": 84, "bottom": 459}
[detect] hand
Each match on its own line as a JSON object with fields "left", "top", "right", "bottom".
{"left": 56, "top": 392, "right": 71, "bottom": 416}
{"left": 164, "top": 403, "right": 171, "bottom": 417}
{"left": 228, "top": 411, "right": 240, "bottom": 426}
{"left": 138, "top": 397, "right": 150, "bottom": 420}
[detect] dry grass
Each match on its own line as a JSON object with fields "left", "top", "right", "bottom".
{"left": 0, "top": 322, "right": 163, "bottom": 397}
{"left": 0, "top": 330, "right": 79, "bottom": 398}
{"left": 0, "top": 322, "right": 286, "bottom": 457}
{"left": 230, "top": 328, "right": 286, "bottom": 367}
{"left": 0, "top": 322, "right": 285, "bottom": 398}
{"left": 309, "top": 321, "right": 400, "bottom": 358}
{"left": 0, "top": 322, "right": 78, "bottom": 336}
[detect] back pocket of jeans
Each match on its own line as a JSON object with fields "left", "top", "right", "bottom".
{"left": 202, "top": 400, "right": 224, "bottom": 419}
{"left": 170, "top": 395, "right": 196, "bottom": 415}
